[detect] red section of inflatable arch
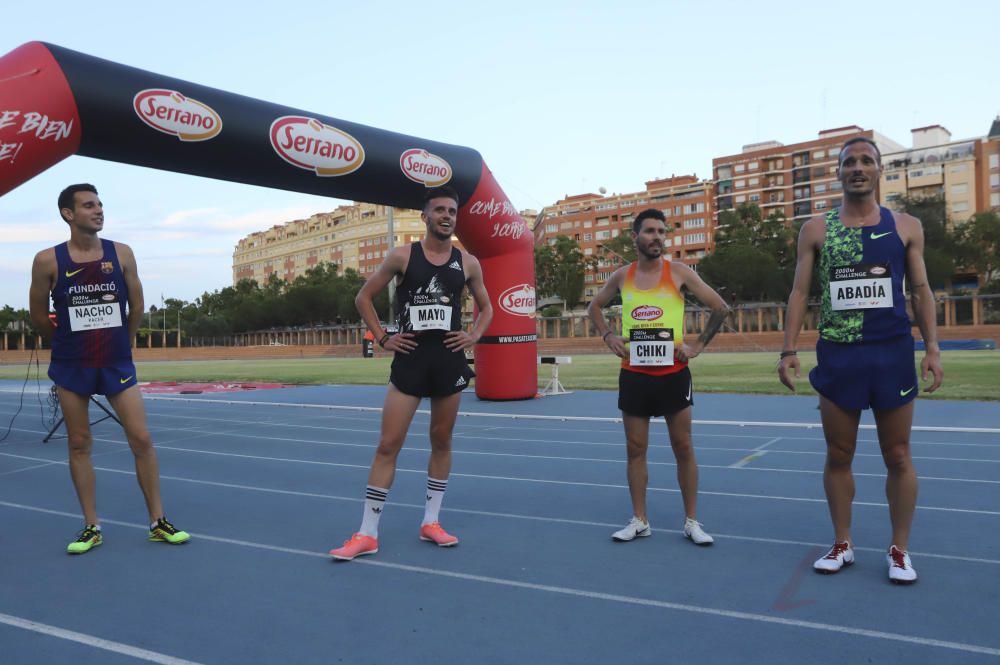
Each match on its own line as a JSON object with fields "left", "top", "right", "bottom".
{"left": 0, "top": 41, "right": 538, "bottom": 400}
{"left": 0, "top": 42, "right": 81, "bottom": 195}
{"left": 457, "top": 162, "right": 537, "bottom": 400}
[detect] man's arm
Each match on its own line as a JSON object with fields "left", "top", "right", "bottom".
{"left": 778, "top": 217, "right": 822, "bottom": 391}
{"left": 670, "top": 262, "right": 730, "bottom": 362}
{"left": 586, "top": 267, "right": 627, "bottom": 358}
{"left": 116, "top": 242, "right": 145, "bottom": 339}
{"left": 444, "top": 253, "right": 493, "bottom": 351}
{"left": 355, "top": 246, "right": 413, "bottom": 353}
{"left": 28, "top": 249, "right": 56, "bottom": 340}
{"left": 899, "top": 214, "right": 943, "bottom": 393}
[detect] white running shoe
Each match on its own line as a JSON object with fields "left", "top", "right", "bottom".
{"left": 612, "top": 516, "right": 651, "bottom": 541}
{"left": 887, "top": 545, "right": 917, "bottom": 585}
{"left": 683, "top": 518, "right": 714, "bottom": 545}
{"left": 814, "top": 541, "right": 854, "bottom": 574}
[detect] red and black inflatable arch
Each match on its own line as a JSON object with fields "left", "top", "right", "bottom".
{"left": 0, "top": 42, "right": 537, "bottom": 400}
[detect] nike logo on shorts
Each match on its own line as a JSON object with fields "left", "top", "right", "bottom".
{"left": 899, "top": 386, "right": 915, "bottom": 396}
{"left": 120, "top": 376, "right": 134, "bottom": 384}
{"left": 870, "top": 231, "right": 893, "bottom": 240}
{"left": 685, "top": 381, "right": 692, "bottom": 401}
{"left": 65, "top": 268, "right": 84, "bottom": 277}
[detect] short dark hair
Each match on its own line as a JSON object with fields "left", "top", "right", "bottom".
{"left": 422, "top": 185, "right": 460, "bottom": 212}
{"left": 58, "top": 183, "right": 98, "bottom": 222}
{"left": 838, "top": 137, "right": 881, "bottom": 167}
{"left": 633, "top": 208, "right": 666, "bottom": 234}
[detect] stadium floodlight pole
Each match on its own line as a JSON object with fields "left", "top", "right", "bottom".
{"left": 0, "top": 41, "right": 537, "bottom": 399}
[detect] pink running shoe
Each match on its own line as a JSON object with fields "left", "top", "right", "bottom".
{"left": 330, "top": 533, "right": 378, "bottom": 560}
{"left": 419, "top": 522, "right": 458, "bottom": 547}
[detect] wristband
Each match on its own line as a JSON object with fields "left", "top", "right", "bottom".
{"left": 378, "top": 333, "right": 390, "bottom": 348}
{"left": 779, "top": 350, "right": 797, "bottom": 358}
{"left": 602, "top": 330, "right": 613, "bottom": 341}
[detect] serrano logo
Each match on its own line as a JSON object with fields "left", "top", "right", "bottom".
{"left": 133, "top": 89, "right": 222, "bottom": 141}
{"left": 870, "top": 266, "right": 887, "bottom": 276}
{"left": 631, "top": 305, "right": 663, "bottom": 321}
{"left": 270, "top": 116, "right": 365, "bottom": 177}
{"left": 498, "top": 284, "right": 536, "bottom": 317}
{"left": 400, "top": 148, "right": 452, "bottom": 187}
{"left": 101, "top": 294, "right": 116, "bottom": 302}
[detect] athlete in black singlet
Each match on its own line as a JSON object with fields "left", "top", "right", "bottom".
{"left": 330, "top": 185, "right": 493, "bottom": 560}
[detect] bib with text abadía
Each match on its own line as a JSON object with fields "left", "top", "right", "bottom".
{"left": 409, "top": 293, "right": 453, "bottom": 331}
{"left": 68, "top": 283, "right": 123, "bottom": 332}
{"left": 830, "top": 263, "right": 893, "bottom": 311}
{"left": 629, "top": 328, "right": 674, "bottom": 366}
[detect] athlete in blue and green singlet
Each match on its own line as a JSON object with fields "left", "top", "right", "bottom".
{"left": 779, "top": 138, "right": 943, "bottom": 584}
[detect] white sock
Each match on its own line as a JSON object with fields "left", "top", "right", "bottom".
{"left": 422, "top": 477, "right": 448, "bottom": 525}
{"left": 359, "top": 486, "right": 388, "bottom": 537}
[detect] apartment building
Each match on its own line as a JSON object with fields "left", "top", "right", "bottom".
{"left": 535, "top": 175, "right": 715, "bottom": 302}
{"left": 712, "top": 126, "right": 905, "bottom": 224}
{"left": 975, "top": 116, "right": 1000, "bottom": 213}
{"left": 232, "top": 202, "right": 425, "bottom": 285}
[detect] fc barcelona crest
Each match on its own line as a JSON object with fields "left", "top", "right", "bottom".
{"left": 100, "top": 261, "right": 114, "bottom": 274}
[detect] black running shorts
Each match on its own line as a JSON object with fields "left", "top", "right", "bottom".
{"left": 617, "top": 367, "right": 693, "bottom": 418}
{"left": 390, "top": 336, "right": 475, "bottom": 398}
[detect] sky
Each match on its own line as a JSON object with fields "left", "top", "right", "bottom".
{"left": 1, "top": 0, "right": 997, "bottom": 310}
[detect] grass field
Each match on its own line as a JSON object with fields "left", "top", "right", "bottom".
{"left": 1, "top": 350, "right": 996, "bottom": 400}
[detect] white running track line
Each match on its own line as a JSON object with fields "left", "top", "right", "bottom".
{"left": 140, "top": 396, "right": 1000, "bottom": 434}
{"left": 3, "top": 442, "right": 999, "bottom": 514}
{"left": 0, "top": 612, "right": 205, "bottom": 665}
{"left": 0, "top": 501, "right": 997, "bottom": 658}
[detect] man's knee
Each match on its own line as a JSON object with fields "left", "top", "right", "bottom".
{"left": 127, "top": 429, "right": 154, "bottom": 456}
{"left": 625, "top": 438, "right": 647, "bottom": 461}
{"left": 67, "top": 431, "right": 93, "bottom": 455}
{"left": 881, "top": 441, "right": 912, "bottom": 472}
{"left": 670, "top": 437, "right": 694, "bottom": 461}
{"left": 825, "top": 441, "right": 855, "bottom": 469}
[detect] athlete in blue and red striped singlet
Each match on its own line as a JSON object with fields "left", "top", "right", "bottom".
{"left": 29, "top": 184, "right": 190, "bottom": 554}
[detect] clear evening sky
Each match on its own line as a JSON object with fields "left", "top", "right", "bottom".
{"left": 1, "top": 0, "right": 997, "bottom": 308}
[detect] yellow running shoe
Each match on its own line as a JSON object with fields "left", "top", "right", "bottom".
{"left": 149, "top": 517, "right": 190, "bottom": 544}
{"left": 67, "top": 525, "right": 102, "bottom": 554}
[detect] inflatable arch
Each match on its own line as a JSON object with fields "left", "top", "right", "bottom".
{"left": 0, "top": 42, "right": 537, "bottom": 400}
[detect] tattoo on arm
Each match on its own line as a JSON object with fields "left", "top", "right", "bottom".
{"left": 698, "top": 309, "right": 728, "bottom": 347}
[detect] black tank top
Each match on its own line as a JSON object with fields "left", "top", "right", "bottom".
{"left": 396, "top": 242, "right": 465, "bottom": 335}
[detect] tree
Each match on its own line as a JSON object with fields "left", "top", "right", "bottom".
{"left": 596, "top": 231, "right": 636, "bottom": 268}
{"left": 955, "top": 211, "right": 1000, "bottom": 286}
{"left": 534, "top": 235, "right": 591, "bottom": 309}
{"left": 893, "top": 193, "right": 956, "bottom": 288}
{"left": 699, "top": 203, "right": 796, "bottom": 301}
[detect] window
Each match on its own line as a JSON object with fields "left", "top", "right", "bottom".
{"left": 950, "top": 163, "right": 969, "bottom": 174}
{"left": 885, "top": 174, "right": 900, "bottom": 181}
{"left": 584, "top": 220, "right": 592, "bottom": 228}
{"left": 952, "top": 202, "right": 969, "bottom": 213}
{"left": 815, "top": 200, "right": 828, "bottom": 210}
{"left": 990, "top": 154, "right": 999, "bottom": 169}
{"left": 749, "top": 177, "right": 759, "bottom": 186}
{"left": 735, "top": 164, "right": 745, "bottom": 173}
{"left": 736, "top": 195, "right": 746, "bottom": 203}
{"left": 991, "top": 174, "right": 1000, "bottom": 188}
{"left": 595, "top": 230, "right": 610, "bottom": 240}
{"left": 814, "top": 183, "right": 827, "bottom": 193}
{"left": 950, "top": 184, "right": 968, "bottom": 195}
{"left": 686, "top": 233, "right": 706, "bottom": 244}
{"left": 813, "top": 150, "right": 825, "bottom": 159}
{"left": 560, "top": 221, "right": 573, "bottom": 230}
{"left": 546, "top": 224, "right": 558, "bottom": 233}
{"left": 749, "top": 194, "right": 760, "bottom": 202}
{"left": 991, "top": 193, "right": 1000, "bottom": 207}
{"left": 584, "top": 248, "right": 593, "bottom": 256}
{"left": 597, "top": 218, "right": 610, "bottom": 227}
{"left": 583, "top": 233, "right": 593, "bottom": 241}
{"left": 735, "top": 179, "right": 746, "bottom": 189}
{"left": 683, "top": 218, "right": 705, "bottom": 229}
{"left": 748, "top": 161, "right": 759, "bottom": 170}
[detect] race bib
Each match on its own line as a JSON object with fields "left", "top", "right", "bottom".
{"left": 409, "top": 293, "right": 452, "bottom": 331}
{"left": 830, "top": 264, "right": 893, "bottom": 311}
{"left": 69, "top": 299, "right": 123, "bottom": 332}
{"left": 629, "top": 327, "right": 674, "bottom": 366}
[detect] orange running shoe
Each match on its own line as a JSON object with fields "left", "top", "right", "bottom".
{"left": 330, "top": 533, "right": 378, "bottom": 560}
{"left": 419, "top": 522, "right": 458, "bottom": 547}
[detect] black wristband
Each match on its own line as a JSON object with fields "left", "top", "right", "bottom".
{"left": 779, "top": 350, "right": 797, "bottom": 358}
{"left": 378, "top": 333, "right": 390, "bottom": 348}
{"left": 602, "top": 330, "right": 613, "bottom": 341}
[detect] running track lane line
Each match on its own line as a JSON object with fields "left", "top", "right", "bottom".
{"left": 0, "top": 503, "right": 997, "bottom": 659}
{"left": 0, "top": 612, "right": 205, "bottom": 665}
{"left": 139, "top": 396, "right": 1000, "bottom": 434}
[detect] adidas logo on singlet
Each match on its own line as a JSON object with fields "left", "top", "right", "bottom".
{"left": 448, "top": 260, "right": 461, "bottom": 271}
{"left": 455, "top": 376, "right": 467, "bottom": 387}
